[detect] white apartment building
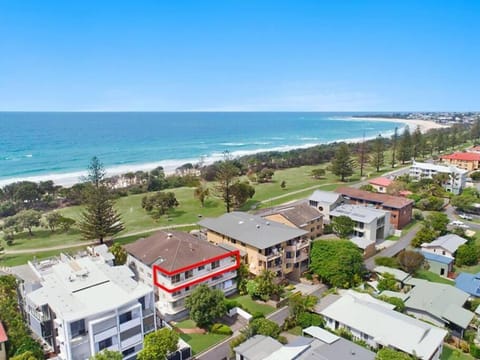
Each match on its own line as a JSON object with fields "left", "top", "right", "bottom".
{"left": 17, "top": 252, "right": 156, "bottom": 360}
{"left": 409, "top": 161, "right": 468, "bottom": 195}
{"left": 125, "top": 231, "right": 239, "bottom": 321}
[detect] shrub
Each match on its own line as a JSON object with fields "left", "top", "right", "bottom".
{"left": 251, "top": 312, "right": 265, "bottom": 320}
{"left": 230, "top": 334, "right": 247, "bottom": 350}
{"left": 337, "top": 328, "right": 353, "bottom": 341}
{"left": 297, "top": 312, "right": 324, "bottom": 329}
{"left": 471, "top": 343, "right": 480, "bottom": 358}
{"left": 413, "top": 210, "right": 424, "bottom": 221}
{"left": 224, "top": 299, "right": 239, "bottom": 311}
{"left": 278, "top": 336, "right": 288, "bottom": 345}
{"left": 210, "top": 323, "right": 233, "bottom": 335}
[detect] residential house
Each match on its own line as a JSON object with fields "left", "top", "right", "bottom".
{"left": 409, "top": 161, "right": 468, "bottom": 195}
{"left": 420, "top": 251, "right": 454, "bottom": 277}
{"left": 308, "top": 190, "right": 344, "bottom": 220}
{"left": 124, "top": 231, "right": 239, "bottom": 321}
{"left": 199, "top": 212, "right": 308, "bottom": 280}
{"left": 368, "top": 177, "right": 393, "bottom": 193}
{"left": 403, "top": 279, "right": 474, "bottom": 338}
{"left": 256, "top": 202, "right": 323, "bottom": 240}
{"left": 0, "top": 322, "right": 7, "bottom": 360}
{"left": 319, "top": 291, "right": 447, "bottom": 359}
{"left": 421, "top": 234, "right": 467, "bottom": 259}
{"left": 14, "top": 253, "right": 159, "bottom": 360}
{"left": 336, "top": 187, "right": 414, "bottom": 229}
{"left": 441, "top": 152, "right": 480, "bottom": 171}
{"left": 455, "top": 272, "right": 480, "bottom": 298}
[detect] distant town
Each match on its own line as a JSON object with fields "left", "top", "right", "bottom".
{"left": 355, "top": 112, "right": 480, "bottom": 124}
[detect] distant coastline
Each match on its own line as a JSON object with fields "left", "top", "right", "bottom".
{"left": 346, "top": 116, "right": 447, "bottom": 133}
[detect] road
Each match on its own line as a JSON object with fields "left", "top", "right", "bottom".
{"left": 445, "top": 204, "right": 480, "bottom": 231}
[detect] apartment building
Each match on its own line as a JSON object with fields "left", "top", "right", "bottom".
{"left": 16, "top": 253, "right": 156, "bottom": 360}
{"left": 255, "top": 202, "right": 323, "bottom": 240}
{"left": 125, "top": 231, "right": 239, "bottom": 321}
{"left": 199, "top": 212, "right": 308, "bottom": 280}
{"left": 336, "top": 187, "right": 413, "bottom": 229}
{"left": 409, "top": 161, "right": 467, "bottom": 195}
{"left": 308, "top": 190, "right": 344, "bottom": 220}
{"left": 441, "top": 152, "right": 480, "bottom": 171}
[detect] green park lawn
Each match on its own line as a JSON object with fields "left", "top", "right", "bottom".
{"left": 415, "top": 270, "right": 455, "bottom": 285}
{"left": 179, "top": 333, "right": 228, "bottom": 355}
{"left": 441, "top": 345, "right": 473, "bottom": 360}
{"left": 229, "top": 294, "right": 275, "bottom": 316}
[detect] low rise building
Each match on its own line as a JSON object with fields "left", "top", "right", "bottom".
{"left": 199, "top": 212, "right": 308, "bottom": 280}
{"left": 368, "top": 177, "right": 393, "bottom": 193}
{"left": 420, "top": 251, "right": 454, "bottom": 277}
{"left": 124, "top": 231, "right": 239, "bottom": 321}
{"left": 336, "top": 187, "right": 413, "bottom": 229}
{"left": 308, "top": 190, "right": 344, "bottom": 220}
{"left": 441, "top": 152, "right": 480, "bottom": 171}
{"left": 455, "top": 272, "right": 480, "bottom": 298}
{"left": 256, "top": 202, "right": 323, "bottom": 240}
{"left": 409, "top": 161, "right": 467, "bottom": 195}
{"left": 421, "top": 234, "right": 467, "bottom": 259}
{"left": 15, "top": 253, "right": 157, "bottom": 360}
{"left": 319, "top": 291, "right": 447, "bottom": 360}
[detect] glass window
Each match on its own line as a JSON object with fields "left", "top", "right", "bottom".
{"left": 171, "top": 274, "right": 181, "bottom": 283}
{"left": 211, "top": 260, "right": 220, "bottom": 269}
{"left": 98, "top": 337, "right": 112, "bottom": 351}
{"left": 119, "top": 311, "right": 132, "bottom": 324}
{"left": 70, "top": 319, "right": 86, "bottom": 337}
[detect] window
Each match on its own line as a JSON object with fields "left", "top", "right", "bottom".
{"left": 119, "top": 311, "right": 132, "bottom": 324}
{"left": 185, "top": 270, "right": 193, "bottom": 279}
{"left": 211, "top": 260, "right": 220, "bottom": 269}
{"left": 172, "top": 291, "right": 182, "bottom": 297}
{"left": 198, "top": 265, "right": 205, "bottom": 271}
{"left": 122, "top": 347, "right": 135, "bottom": 356}
{"left": 138, "top": 296, "right": 146, "bottom": 309}
{"left": 70, "top": 319, "right": 86, "bottom": 337}
{"left": 171, "top": 274, "right": 181, "bottom": 284}
{"left": 98, "top": 337, "right": 113, "bottom": 351}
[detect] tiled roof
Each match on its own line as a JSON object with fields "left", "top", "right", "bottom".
{"left": 124, "top": 230, "right": 229, "bottom": 270}
{"left": 336, "top": 187, "right": 413, "bottom": 209}
{"left": 368, "top": 177, "right": 393, "bottom": 187}
{"left": 441, "top": 152, "right": 480, "bottom": 161}
{"left": 256, "top": 203, "right": 322, "bottom": 227}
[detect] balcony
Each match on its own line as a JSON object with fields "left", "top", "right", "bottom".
{"left": 258, "top": 251, "right": 282, "bottom": 262}
{"left": 161, "top": 262, "right": 237, "bottom": 289}
{"left": 119, "top": 317, "right": 141, "bottom": 332}
{"left": 286, "top": 240, "right": 310, "bottom": 251}
{"left": 121, "top": 333, "right": 143, "bottom": 349}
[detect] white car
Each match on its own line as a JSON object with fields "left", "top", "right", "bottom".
{"left": 459, "top": 213, "right": 473, "bottom": 220}
{"left": 449, "top": 220, "right": 469, "bottom": 229}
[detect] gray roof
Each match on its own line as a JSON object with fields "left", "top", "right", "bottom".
{"left": 422, "top": 234, "right": 468, "bottom": 254}
{"left": 298, "top": 337, "right": 375, "bottom": 360}
{"left": 256, "top": 203, "right": 323, "bottom": 228}
{"left": 234, "top": 335, "right": 283, "bottom": 360}
{"left": 330, "top": 204, "right": 388, "bottom": 223}
{"left": 198, "top": 212, "right": 307, "bottom": 249}
{"left": 350, "top": 236, "right": 375, "bottom": 250}
{"left": 374, "top": 266, "right": 411, "bottom": 283}
{"left": 405, "top": 279, "right": 474, "bottom": 329}
{"left": 309, "top": 190, "right": 342, "bottom": 205}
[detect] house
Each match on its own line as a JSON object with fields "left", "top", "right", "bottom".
{"left": 420, "top": 251, "right": 454, "bottom": 277}
{"left": 256, "top": 202, "right": 323, "bottom": 240}
{"left": 441, "top": 152, "right": 480, "bottom": 171}
{"left": 409, "top": 161, "right": 468, "bottom": 195}
{"left": 336, "top": 187, "right": 414, "bottom": 229}
{"left": 233, "top": 328, "right": 375, "bottom": 360}
{"left": 0, "top": 322, "right": 7, "bottom": 360}
{"left": 14, "top": 253, "right": 160, "bottom": 360}
{"left": 330, "top": 204, "right": 392, "bottom": 244}
{"left": 368, "top": 177, "right": 393, "bottom": 193}
{"left": 199, "top": 212, "right": 309, "bottom": 280}
{"left": 308, "top": 190, "right": 345, "bottom": 220}
{"left": 319, "top": 291, "right": 447, "bottom": 359}
{"left": 403, "top": 279, "right": 474, "bottom": 337}
{"left": 421, "top": 234, "right": 467, "bottom": 258}
{"left": 455, "top": 272, "right": 480, "bottom": 297}
{"left": 124, "top": 231, "right": 239, "bottom": 321}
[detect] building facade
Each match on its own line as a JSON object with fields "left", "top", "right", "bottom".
{"left": 308, "top": 190, "right": 344, "bottom": 220}
{"left": 199, "top": 212, "right": 309, "bottom": 280}
{"left": 409, "top": 161, "right": 467, "bottom": 195}
{"left": 125, "top": 231, "right": 239, "bottom": 321}
{"left": 441, "top": 152, "right": 480, "bottom": 171}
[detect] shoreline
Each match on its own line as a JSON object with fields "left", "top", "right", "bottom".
{"left": 0, "top": 118, "right": 446, "bottom": 188}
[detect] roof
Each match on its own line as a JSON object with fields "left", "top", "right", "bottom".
{"left": 368, "top": 177, "right": 393, "bottom": 187}
{"left": 374, "top": 266, "right": 411, "bottom": 283}
{"left": 263, "top": 337, "right": 312, "bottom": 360}
{"left": 256, "top": 203, "right": 323, "bottom": 228}
{"left": 421, "top": 234, "right": 467, "bottom": 254}
{"left": 319, "top": 292, "right": 447, "bottom": 359}
{"left": 330, "top": 204, "right": 388, "bottom": 223}
{"left": 234, "top": 335, "right": 283, "bottom": 360}
{"left": 308, "top": 190, "right": 342, "bottom": 205}
{"left": 0, "top": 322, "right": 7, "bottom": 342}
{"left": 336, "top": 187, "right": 414, "bottom": 209}
{"left": 470, "top": 145, "right": 480, "bottom": 153}
{"left": 420, "top": 251, "right": 454, "bottom": 265}
{"left": 410, "top": 161, "right": 468, "bottom": 174}
{"left": 455, "top": 272, "right": 480, "bottom": 297}
{"left": 441, "top": 152, "right": 480, "bottom": 161}
{"left": 350, "top": 236, "right": 375, "bottom": 250}
{"left": 405, "top": 279, "right": 474, "bottom": 329}
{"left": 198, "top": 212, "right": 307, "bottom": 249}
{"left": 297, "top": 336, "right": 375, "bottom": 360}
{"left": 124, "top": 230, "right": 229, "bottom": 270}
{"left": 303, "top": 326, "right": 339, "bottom": 344}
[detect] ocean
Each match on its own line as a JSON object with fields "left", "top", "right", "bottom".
{"left": 0, "top": 112, "right": 405, "bottom": 186}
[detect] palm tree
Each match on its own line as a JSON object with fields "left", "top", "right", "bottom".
{"left": 194, "top": 182, "right": 210, "bottom": 207}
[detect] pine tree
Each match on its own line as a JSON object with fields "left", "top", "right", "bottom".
{"left": 331, "top": 143, "right": 355, "bottom": 182}
{"left": 357, "top": 134, "right": 367, "bottom": 177}
{"left": 78, "top": 157, "right": 124, "bottom": 243}
{"left": 411, "top": 125, "right": 423, "bottom": 160}
{"left": 471, "top": 119, "right": 480, "bottom": 144}
{"left": 391, "top": 127, "right": 398, "bottom": 168}
{"left": 397, "top": 126, "right": 412, "bottom": 164}
{"left": 215, "top": 152, "right": 240, "bottom": 213}
{"left": 370, "top": 135, "right": 385, "bottom": 172}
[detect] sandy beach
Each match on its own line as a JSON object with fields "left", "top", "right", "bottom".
{"left": 348, "top": 117, "right": 448, "bottom": 134}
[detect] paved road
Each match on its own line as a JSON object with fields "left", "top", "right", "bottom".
{"left": 365, "top": 223, "right": 422, "bottom": 270}
{"left": 445, "top": 204, "right": 480, "bottom": 231}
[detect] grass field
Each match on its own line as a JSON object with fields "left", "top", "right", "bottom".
{"left": 229, "top": 294, "right": 275, "bottom": 316}
{"left": 175, "top": 319, "right": 198, "bottom": 329}
{"left": 415, "top": 270, "right": 455, "bottom": 285}
{"left": 441, "top": 345, "right": 473, "bottom": 360}
{"left": 179, "top": 333, "right": 228, "bottom": 355}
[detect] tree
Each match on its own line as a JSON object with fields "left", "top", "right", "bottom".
{"left": 331, "top": 215, "right": 354, "bottom": 239}
{"left": 256, "top": 168, "right": 274, "bottom": 183}
{"left": 357, "top": 136, "right": 368, "bottom": 177}
{"left": 411, "top": 226, "right": 437, "bottom": 247}
{"left": 10, "top": 352, "right": 39, "bottom": 360}
{"left": 397, "top": 250, "right": 425, "bottom": 274}
{"left": 248, "top": 318, "right": 281, "bottom": 339}
{"left": 137, "top": 328, "right": 179, "bottom": 360}
{"left": 411, "top": 125, "right": 423, "bottom": 160}
{"left": 110, "top": 243, "right": 127, "bottom": 265}
{"left": 391, "top": 127, "right": 398, "bottom": 168}
{"left": 185, "top": 284, "right": 227, "bottom": 328}
{"left": 254, "top": 270, "right": 278, "bottom": 301}
{"left": 377, "top": 272, "right": 398, "bottom": 291}
{"left": 456, "top": 244, "right": 480, "bottom": 267}
{"left": 194, "top": 182, "right": 210, "bottom": 207}
{"left": 311, "top": 168, "right": 326, "bottom": 179}
{"left": 237, "top": 263, "right": 250, "bottom": 295}
{"left": 370, "top": 135, "right": 385, "bottom": 172}
{"left": 230, "top": 181, "right": 255, "bottom": 209}
{"left": 471, "top": 118, "right": 480, "bottom": 144}
{"left": 288, "top": 292, "right": 317, "bottom": 319}
{"left": 89, "top": 350, "right": 123, "bottom": 360}
{"left": 331, "top": 143, "right": 355, "bottom": 181}
{"left": 309, "top": 240, "right": 364, "bottom": 288}
{"left": 142, "top": 191, "right": 179, "bottom": 218}
{"left": 280, "top": 180, "right": 286, "bottom": 189}
{"left": 15, "top": 209, "right": 41, "bottom": 236}
{"left": 78, "top": 158, "right": 124, "bottom": 243}
{"left": 58, "top": 216, "right": 75, "bottom": 232}
{"left": 376, "top": 348, "right": 413, "bottom": 360}
{"left": 44, "top": 211, "right": 62, "bottom": 232}
{"left": 397, "top": 126, "right": 412, "bottom": 164}
{"left": 424, "top": 212, "right": 449, "bottom": 235}
{"left": 216, "top": 156, "right": 240, "bottom": 212}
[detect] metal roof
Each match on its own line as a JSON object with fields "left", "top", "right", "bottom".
{"left": 420, "top": 251, "right": 454, "bottom": 265}
{"left": 331, "top": 204, "right": 388, "bottom": 223}
{"left": 421, "top": 234, "right": 467, "bottom": 254}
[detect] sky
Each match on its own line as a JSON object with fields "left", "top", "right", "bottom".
{"left": 0, "top": 0, "right": 478, "bottom": 111}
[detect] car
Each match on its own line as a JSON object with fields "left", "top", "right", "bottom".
{"left": 449, "top": 220, "right": 465, "bottom": 226}
{"left": 459, "top": 213, "right": 473, "bottom": 220}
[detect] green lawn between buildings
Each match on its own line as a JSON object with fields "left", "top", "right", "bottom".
{"left": 415, "top": 270, "right": 455, "bottom": 285}
{"left": 229, "top": 294, "right": 276, "bottom": 316}
{"left": 179, "top": 333, "right": 229, "bottom": 355}
{"left": 441, "top": 345, "right": 473, "bottom": 360}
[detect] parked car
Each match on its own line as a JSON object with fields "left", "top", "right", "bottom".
{"left": 459, "top": 213, "right": 473, "bottom": 220}
{"left": 449, "top": 220, "right": 470, "bottom": 229}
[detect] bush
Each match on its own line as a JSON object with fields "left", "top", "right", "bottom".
{"left": 251, "top": 312, "right": 265, "bottom": 320}
{"left": 337, "top": 328, "right": 353, "bottom": 341}
{"left": 210, "top": 323, "right": 233, "bottom": 335}
{"left": 413, "top": 210, "right": 424, "bottom": 221}
{"left": 230, "top": 334, "right": 247, "bottom": 350}
{"left": 470, "top": 343, "right": 480, "bottom": 358}
{"left": 323, "top": 223, "right": 333, "bottom": 234}
{"left": 374, "top": 256, "right": 399, "bottom": 268}
{"left": 278, "top": 336, "right": 288, "bottom": 345}
{"left": 224, "top": 299, "right": 239, "bottom": 311}
{"left": 471, "top": 171, "right": 480, "bottom": 181}
{"left": 297, "top": 312, "right": 324, "bottom": 329}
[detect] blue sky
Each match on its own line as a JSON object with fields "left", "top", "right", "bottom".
{"left": 0, "top": 0, "right": 478, "bottom": 111}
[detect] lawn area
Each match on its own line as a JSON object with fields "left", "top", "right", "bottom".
{"left": 415, "top": 270, "right": 455, "bottom": 285}
{"left": 179, "top": 333, "right": 228, "bottom": 355}
{"left": 441, "top": 345, "right": 473, "bottom": 360}
{"left": 175, "top": 319, "right": 198, "bottom": 329}
{"left": 229, "top": 294, "right": 275, "bottom": 316}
